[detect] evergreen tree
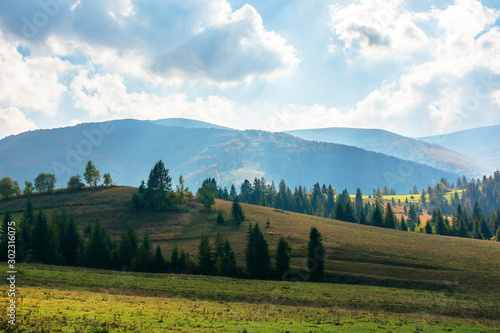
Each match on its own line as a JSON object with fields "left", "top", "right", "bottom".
{"left": 425, "top": 220, "right": 433, "bottom": 234}
{"left": 383, "top": 203, "right": 396, "bottom": 229}
{"left": 32, "top": 210, "right": 48, "bottom": 261}
{"left": 198, "top": 236, "right": 215, "bottom": 275}
{"left": 231, "top": 198, "right": 245, "bottom": 225}
{"left": 435, "top": 209, "right": 446, "bottom": 235}
{"left": 355, "top": 188, "right": 363, "bottom": 219}
{"left": 370, "top": 201, "right": 384, "bottom": 227}
{"left": 216, "top": 210, "right": 225, "bottom": 225}
{"left": 199, "top": 184, "right": 215, "bottom": 210}
{"left": 82, "top": 221, "right": 114, "bottom": 269}
{"left": 62, "top": 216, "right": 80, "bottom": 265}
{"left": 229, "top": 184, "right": 237, "bottom": 200}
{"left": 170, "top": 246, "right": 179, "bottom": 273}
{"left": 275, "top": 237, "right": 291, "bottom": 280}
{"left": 480, "top": 217, "right": 492, "bottom": 240}
{"left": 245, "top": 223, "right": 271, "bottom": 279}
{"left": 145, "top": 160, "right": 172, "bottom": 210}
{"left": 472, "top": 219, "right": 483, "bottom": 239}
{"left": 152, "top": 245, "right": 166, "bottom": 272}
{"left": 221, "top": 239, "right": 238, "bottom": 277}
{"left": 400, "top": 215, "right": 408, "bottom": 231}
{"left": 344, "top": 199, "right": 358, "bottom": 223}
{"left": 307, "top": 227, "right": 325, "bottom": 282}
{"left": 359, "top": 208, "right": 368, "bottom": 225}
{"left": 135, "top": 235, "right": 153, "bottom": 272}
{"left": 334, "top": 200, "right": 344, "bottom": 221}
{"left": 119, "top": 224, "right": 138, "bottom": 270}
{"left": 44, "top": 212, "right": 64, "bottom": 265}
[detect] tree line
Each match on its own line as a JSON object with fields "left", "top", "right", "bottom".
{"left": 0, "top": 198, "right": 327, "bottom": 282}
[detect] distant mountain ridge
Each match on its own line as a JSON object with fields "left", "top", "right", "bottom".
{"left": 0, "top": 119, "right": 458, "bottom": 194}
{"left": 286, "top": 127, "right": 494, "bottom": 178}
{"left": 418, "top": 125, "right": 500, "bottom": 171}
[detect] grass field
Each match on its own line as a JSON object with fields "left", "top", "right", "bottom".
{"left": 1, "top": 186, "right": 500, "bottom": 295}
{"left": 0, "top": 264, "right": 498, "bottom": 332}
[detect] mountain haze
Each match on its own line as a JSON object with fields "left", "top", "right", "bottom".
{"left": 0, "top": 119, "right": 458, "bottom": 194}
{"left": 418, "top": 125, "right": 500, "bottom": 171}
{"left": 287, "top": 127, "right": 493, "bottom": 177}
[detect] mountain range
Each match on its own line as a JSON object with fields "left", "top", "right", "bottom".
{"left": 0, "top": 118, "right": 468, "bottom": 194}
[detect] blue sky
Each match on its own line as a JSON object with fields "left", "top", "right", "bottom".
{"left": 0, "top": 0, "right": 499, "bottom": 139}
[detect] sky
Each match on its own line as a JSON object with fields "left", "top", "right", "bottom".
{"left": 0, "top": 0, "right": 500, "bottom": 139}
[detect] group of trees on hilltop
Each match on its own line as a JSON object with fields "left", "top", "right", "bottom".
{"left": 132, "top": 160, "right": 193, "bottom": 211}
{"left": 0, "top": 160, "right": 113, "bottom": 199}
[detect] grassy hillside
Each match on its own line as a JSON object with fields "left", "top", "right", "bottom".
{"left": 1, "top": 264, "right": 497, "bottom": 332}
{"left": 2, "top": 186, "right": 500, "bottom": 296}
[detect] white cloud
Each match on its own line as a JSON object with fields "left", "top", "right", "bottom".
{"left": 329, "top": 0, "right": 429, "bottom": 59}
{"left": 70, "top": 70, "right": 239, "bottom": 126}
{"left": 0, "top": 32, "right": 74, "bottom": 116}
{"left": 0, "top": 107, "right": 38, "bottom": 137}
{"left": 491, "top": 90, "right": 500, "bottom": 108}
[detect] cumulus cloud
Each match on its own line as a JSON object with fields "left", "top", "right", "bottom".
{"left": 0, "top": 107, "right": 38, "bottom": 138}
{"left": 70, "top": 70, "right": 239, "bottom": 126}
{"left": 0, "top": 0, "right": 298, "bottom": 84}
{"left": 329, "top": 0, "right": 429, "bottom": 59}
{"left": 326, "top": 0, "right": 500, "bottom": 135}
{"left": 0, "top": 31, "right": 74, "bottom": 115}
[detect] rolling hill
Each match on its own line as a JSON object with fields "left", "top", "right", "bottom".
{"left": 418, "top": 125, "right": 500, "bottom": 171}
{"left": 2, "top": 186, "right": 499, "bottom": 296}
{"left": 286, "top": 127, "right": 494, "bottom": 178}
{"left": 0, "top": 119, "right": 458, "bottom": 194}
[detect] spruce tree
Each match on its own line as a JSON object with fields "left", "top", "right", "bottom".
{"left": 344, "top": 199, "right": 357, "bottom": 223}
{"left": 435, "top": 209, "right": 446, "bottom": 235}
{"left": 198, "top": 236, "right": 215, "bottom": 275}
{"left": 307, "top": 227, "right": 325, "bottom": 282}
{"left": 216, "top": 210, "right": 225, "bottom": 225}
{"left": 170, "top": 246, "right": 179, "bottom": 273}
{"left": 118, "top": 224, "right": 138, "bottom": 270}
{"left": 425, "top": 220, "right": 433, "bottom": 234}
{"left": 400, "top": 216, "right": 408, "bottom": 231}
{"left": 199, "top": 184, "right": 215, "bottom": 210}
{"left": 221, "top": 239, "right": 238, "bottom": 277}
{"left": 383, "top": 203, "right": 396, "bottom": 229}
{"left": 370, "top": 201, "right": 384, "bottom": 227}
{"left": 355, "top": 188, "right": 363, "bottom": 219}
{"left": 359, "top": 208, "right": 368, "bottom": 225}
{"left": 135, "top": 235, "right": 152, "bottom": 272}
{"left": 245, "top": 223, "right": 271, "bottom": 279}
{"left": 82, "top": 221, "right": 114, "bottom": 269}
{"left": 334, "top": 200, "right": 344, "bottom": 221}
{"left": 152, "top": 245, "right": 166, "bottom": 272}
{"left": 20, "top": 199, "right": 35, "bottom": 252}
{"left": 275, "top": 237, "right": 291, "bottom": 280}
{"left": 231, "top": 199, "right": 245, "bottom": 225}
{"left": 32, "top": 210, "right": 48, "bottom": 261}
{"left": 62, "top": 216, "right": 80, "bottom": 265}
{"left": 44, "top": 212, "right": 64, "bottom": 265}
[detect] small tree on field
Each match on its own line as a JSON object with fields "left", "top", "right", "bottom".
{"left": 103, "top": 173, "right": 112, "bottom": 186}
{"left": 83, "top": 161, "right": 100, "bottom": 186}
{"left": 67, "top": 175, "right": 85, "bottom": 191}
{"left": 231, "top": 198, "right": 245, "bottom": 225}
{"left": 199, "top": 184, "right": 215, "bottom": 210}
{"left": 275, "top": 237, "right": 291, "bottom": 280}
{"left": 216, "top": 210, "right": 225, "bottom": 225}
{"left": 307, "top": 227, "right": 325, "bottom": 282}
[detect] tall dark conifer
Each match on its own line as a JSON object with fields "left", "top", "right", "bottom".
{"left": 307, "top": 227, "right": 325, "bottom": 282}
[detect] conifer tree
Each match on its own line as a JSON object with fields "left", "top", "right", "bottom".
{"left": 199, "top": 184, "right": 215, "bottom": 210}
{"left": 119, "top": 224, "right": 138, "bottom": 270}
{"left": 334, "top": 200, "right": 344, "bottom": 221}
{"left": 198, "top": 236, "right": 215, "bottom": 275}
{"left": 370, "top": 201, "right": 384, "bottom": 227}
{"left": 344, "top": 199, "right": 358, "bottom": 223}
{"left": 170, "top": 246, "right": 179, "bottom": 273}
{"left": 355, "top": 188, "right": 363, "bottom": 219}
{"left": 425, "top": 220, "right": 433, "bottom": 234}
{"left": 136, "top": 234, "right": 153, "bottom": 272}
{"left": 435, "top": 209, "right": 446, "bottom": 235}
{"left": 307, "top": 227, "right": 325, "bottom": 282}
{"left": 231, "top": 198, "right": 245, "bottom": 225}
{"left": 245, "top": 223, "right": 271, "bottom": 279}
{"left": 359, "top": 208, "right": 368, "bottom": 225}
{"left": 82, "top": 221, "right": 114, "bottom": 269}
{"left": 400, "top": 215, "right": 408, "bottom": 231}
{"left": 221, "top": 239, "right": 238, "bottom": 277}
{"left": 62, "top": 216, "right": 80, "bottom": 265}
{"left": 145, "top": 160, "right": 172, "bottom": 210}
{"left": 0, "top": 211, "right": 12, "bottom": 261}
{"left": 152, "top": 245, "right": 166, "bottom": 272}
{"left": 44, "top": 212, "right": 64, "bottom": 265}
{"left": 20, "top": 199, "right": 35, "bottom": 252}
{"left": 383, "top": 202, "right": 396, "bottom": 229}
{"left": 216, "top": 210, "right": 225, "bottom": 225}
{"left": 32, "top": 210, "right": 48, "bottom": 261}
{"left": 275, "top": 237, "right": 291, "bottom": 280}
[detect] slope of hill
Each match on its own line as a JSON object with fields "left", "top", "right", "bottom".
{"left": 2, "top": 186, "right": 499, "bottom": 296}
{"left": 287, "top": 127, "right": 493, "bottom": 177}
{"left": 0, "top": 119, "right": 458, "bottom": 194}
{"left": 418, "top": 125, "right": 500, "bottom": 171}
